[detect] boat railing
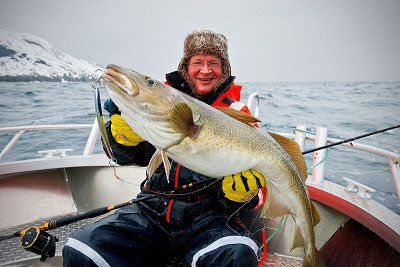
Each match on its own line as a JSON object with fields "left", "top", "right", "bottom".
{"left": 1, "top": 112, "right": 399, "bottom": 202}
{"left": 246, "top": 92, "right": 400, "bottom": 201}
{"left": 246, "top": 92, "right": 260, "bottom": 119}
{"left": 289, "top": 126, "right": 400, "bottom": 200}
{"left": 0, "top": 123, "right": 97, "bottom": 160}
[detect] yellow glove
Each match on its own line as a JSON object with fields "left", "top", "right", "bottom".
{"left": 110, "top": 114, "right": 144, "bottom": 146}
{"left": 222, "top": 169, "right": 266, "bottom": 203}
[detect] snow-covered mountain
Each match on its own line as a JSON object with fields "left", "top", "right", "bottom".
{"left": 0, "top": 29, "right": 103, "bottom": 82}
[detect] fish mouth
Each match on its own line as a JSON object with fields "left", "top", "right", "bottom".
{"left": 102, "top": 64, "right": 139, "bottom": 96}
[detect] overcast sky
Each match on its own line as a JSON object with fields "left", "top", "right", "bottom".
{"left": 0, "top": 0, "right": 399, "bottom": 82}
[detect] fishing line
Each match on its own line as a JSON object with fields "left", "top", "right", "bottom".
{"left": 325, "top": 160, "right": 396, "bottom": 177}
{"left": 248, "top": 207, "right": 264, "bottom": 234}
{"left": 225, "top": 197, "right": 254, "bottom": 237}
{"left": 301, "top": 124, "right": 400, "bottom": 155}
{"left": 107, "top": 159, "right": 140, "bottom": 186}
{"left": 248, "top": 209, "right": 287, "bottom": 247}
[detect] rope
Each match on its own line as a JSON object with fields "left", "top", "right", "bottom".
{"left": 325, "top": 159, "right": 396, "bottom": 177}
{"left": 258, "top": 215, "right": 287, "bottom": 253}
{"left": 293, "top": 128, "right": 316, "bottom": 136}
{"left": 267, "top": 216, "right": 287, "bottom": 243}
{"left": 307, "top": 148, "right": 330, "bottom": 175}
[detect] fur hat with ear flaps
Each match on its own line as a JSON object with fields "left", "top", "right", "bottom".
{"left": 178, "top": 30, "right": 231, "bottom": 92}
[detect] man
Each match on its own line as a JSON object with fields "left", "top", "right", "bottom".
{"left": 63, "top": 30, "right": 265, "bottom": 266}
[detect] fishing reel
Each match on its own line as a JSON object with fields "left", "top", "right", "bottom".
{"left": 20, "top": 226, "right": 59, "bottom": 261}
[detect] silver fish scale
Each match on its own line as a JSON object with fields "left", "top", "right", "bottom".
{"left": 0, "top": 214, "right": 106, "bottom": 266}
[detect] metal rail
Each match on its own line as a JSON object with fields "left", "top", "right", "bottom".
{"left": 278, "top": 127, "right": 400, "bottom": 201}
{"left": 1, "top": 102, "right": 399, "bottom": 200}
{"left": 0, "top": 122, "right": 96, "bottom": 160}
{"left": 246, "top": 92, "right": 260, "bottom": 119}
{"left": 246, "top": 94, "right": 400, "bottom": 201}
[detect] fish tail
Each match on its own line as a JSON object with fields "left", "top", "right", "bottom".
{"left": 302, "top": 248, "right": 326, "bottom": 267}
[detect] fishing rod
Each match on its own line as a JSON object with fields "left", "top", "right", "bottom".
{"left": 0, "top": 193, "right": 162, "bottom": 241}
{"left": 302, "top": 124, "right": 400, "bottom": 155}
{"left": 0, "top": 193, "right": 162, "bottom": 261}
{"left": 0, "top": 178, "right": 217, "bottom": 261}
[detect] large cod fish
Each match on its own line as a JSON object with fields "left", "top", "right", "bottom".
{"left": 102, "top": 64, "right": 324, "bottom": 267}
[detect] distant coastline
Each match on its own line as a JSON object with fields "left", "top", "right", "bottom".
{"left": 0, "top": 74, "right": 98, "bottom": 82}
{"left": 0, "top": 29, "right": 102, "bottom": 83}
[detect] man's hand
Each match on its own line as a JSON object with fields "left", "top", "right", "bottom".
{"left": 110, "top": 115, "right": 144, "bottom": 146}
{"left": 104, "top": 99, "right": 144, "bottom": 146}
{"left": 222, "top": 169, "right": 266, "bottom": 203}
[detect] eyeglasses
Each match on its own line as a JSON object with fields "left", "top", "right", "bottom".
{"left": 189, "top": 61, "right": 222, "bottom": 70}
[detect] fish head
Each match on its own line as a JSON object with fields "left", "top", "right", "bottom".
{"left": 102, "top": 64, "right": 186, "bottom": 149}
{"left": 103, "top": 64, "right": 166, "bottom": 113}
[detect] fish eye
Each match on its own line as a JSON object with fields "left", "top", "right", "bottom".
{"left": 145, "top": 77, "right": 156, "bottom": 86}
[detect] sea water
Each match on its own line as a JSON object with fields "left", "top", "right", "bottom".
{"left": 0, "top": 81, "right": 399, "bottom": 214}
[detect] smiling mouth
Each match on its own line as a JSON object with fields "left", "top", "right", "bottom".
{"left": 102, "top": 65, "right": 139, "bottom": 96}
{"left": 198, "top": 78, "right": 214, "bottom": 82}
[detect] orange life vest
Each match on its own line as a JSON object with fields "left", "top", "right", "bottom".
{"left": 211, "top": 84, "right": 251, "bottom": 114}
{"left": 164, "top": 81, "right": 251, "bottom": 114}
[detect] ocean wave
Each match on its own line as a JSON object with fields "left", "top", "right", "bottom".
{"left": 20, "top": 91, "right": 36, "bottom": 96}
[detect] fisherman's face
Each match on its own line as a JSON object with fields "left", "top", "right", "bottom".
{"left": 188, "top": 54, "right": 223, "bottom": 95}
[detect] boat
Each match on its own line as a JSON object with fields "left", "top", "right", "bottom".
{"left": 0, "top": 92, "right": 399, "bottom": 266}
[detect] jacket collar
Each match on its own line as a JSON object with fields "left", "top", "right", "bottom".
{"left": 165, "top": 71, "right": 235, "bottom": 105}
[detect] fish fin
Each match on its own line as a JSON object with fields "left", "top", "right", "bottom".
{"left": 147, "top": 150, "right": 162, "bottom": 178}
{"left": 302, "top": 255, "right": 312, "bottom": 267}
{"left": 170, "top": 102, "right": 202, "bottom": 138}
{"left": 215, "top": 107, "right": 260, "bottom": 125}
{"left": 302, "top": 248, "right": 326, "bottom": 267}
{"left": 268, "top": 132, "right": 308, "bottom": 181}
{"left": 160, "top": 149, "right": 171, "bottom": 183}
{"left": 315, "top": 248, "right": 326, "bottom": 267}
{"left": 260, "top": 187, "right": 291, "bottom": 218}
{"left": 291, "top": 223, "right": 305, "bottom": 251}
{"left": 311, "top": 201, "right": 321, "bottom": 227}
